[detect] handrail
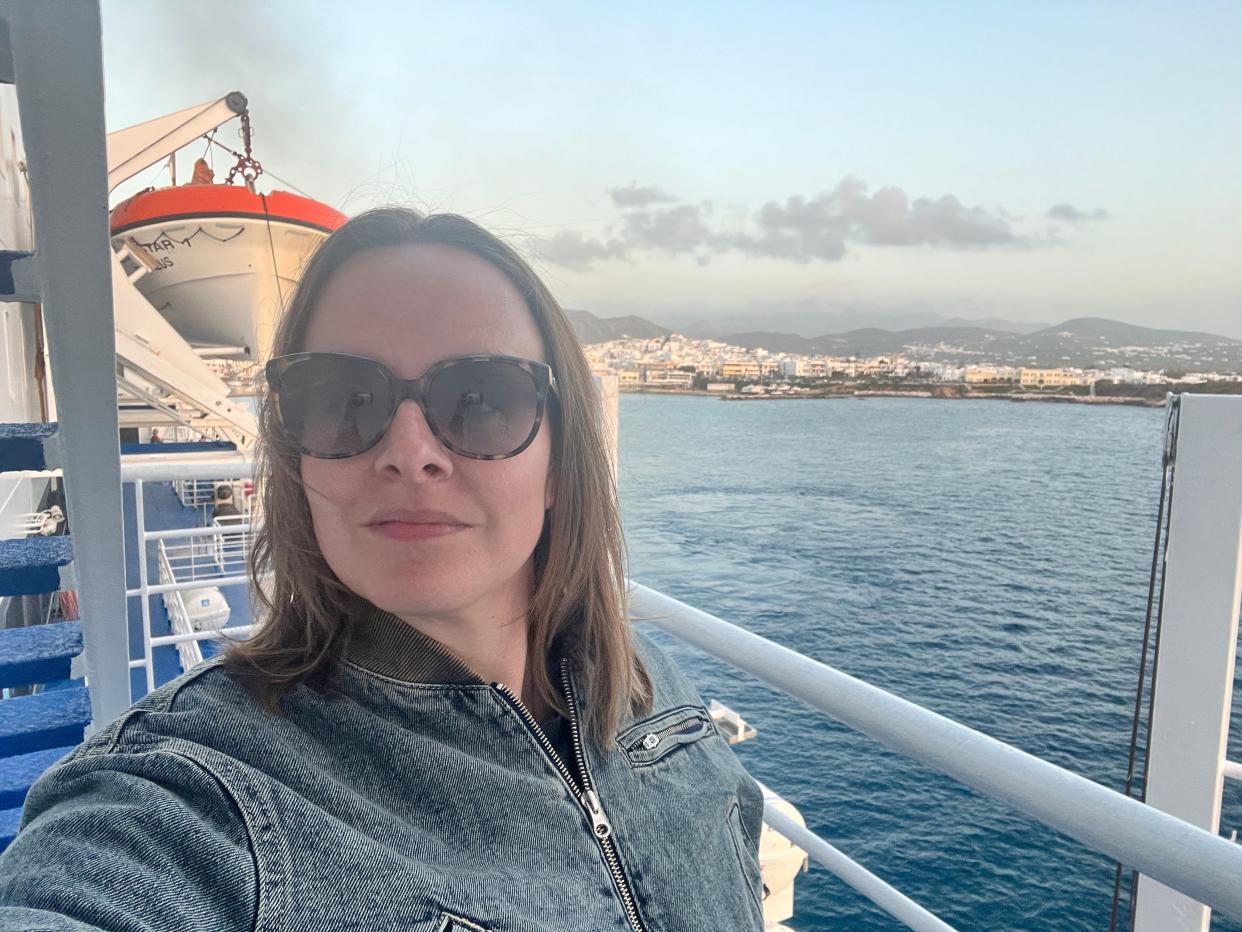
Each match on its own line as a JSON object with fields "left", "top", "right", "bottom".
{"left": 126, "top": 574, "right": 250, "bottom": 598}
{"left": 628, "top": 583, "right": 1242, "bottom": 924}
{"left": 126, "top": 626, "right": 259, "bottom": 668}
{"left": 763, "top": 803, "right": 956, "bottom": 932}
{"left": 121, "top": 457, "right": 252, "bottom": 482}
{"left": 20, "top": 458, "right": 253, "bottom": 482}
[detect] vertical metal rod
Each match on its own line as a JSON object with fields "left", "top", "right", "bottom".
{"left": 134, "top": 479, "right": 154, "bottom": 695}
{"left": 2, "top": 0, "right": 130, "bottom": 725}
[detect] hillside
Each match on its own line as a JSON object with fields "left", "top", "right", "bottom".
{"left": 572, "top": 309, "right": 1242, "bottom": 372}
{"left": 564, "top": 309, "right": 668, "bottom": 343}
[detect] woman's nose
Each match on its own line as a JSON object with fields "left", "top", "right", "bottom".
{"left": 371, "top": 398, "right": 454, "bottom": 480}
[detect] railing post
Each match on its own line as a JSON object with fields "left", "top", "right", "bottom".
{"left": 1, "top": 0, "right": 130, "bottom": 726}
{"left": 133, "top": 479, "right": 154, "bottom": 695}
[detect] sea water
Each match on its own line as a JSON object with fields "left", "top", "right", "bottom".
{"left": 617, "top": 394, "right": 1242, "bottom": 931}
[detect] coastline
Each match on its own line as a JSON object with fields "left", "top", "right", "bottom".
{"left": 618, "top": 386, "right": 1166, "bottom": 407}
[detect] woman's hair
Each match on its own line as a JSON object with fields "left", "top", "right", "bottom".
{"left": 224, "top": 208, "right": 651, "bottom": 745}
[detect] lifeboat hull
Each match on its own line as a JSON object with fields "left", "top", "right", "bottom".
{"left": 109, "top": 186, "right": 346, "bottom": 361}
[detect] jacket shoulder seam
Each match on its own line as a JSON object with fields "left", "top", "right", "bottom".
{"left": 101, "top": 660, "right": 234, "bottom": 754}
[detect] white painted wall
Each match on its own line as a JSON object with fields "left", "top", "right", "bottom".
{"left": 0, "top": 83, "right": 51, "bottom": 538}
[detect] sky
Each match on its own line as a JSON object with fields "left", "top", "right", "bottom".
{"left": 100, "top": 1, "right": 1242, "bottom": 338}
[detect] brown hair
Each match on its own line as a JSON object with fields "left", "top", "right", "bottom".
{"left": 224, "top": 208, "right": 650, "bottom": 745}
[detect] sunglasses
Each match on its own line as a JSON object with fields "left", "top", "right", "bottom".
{"left": 266, "top": 352, "right": 557, "bottom": 460}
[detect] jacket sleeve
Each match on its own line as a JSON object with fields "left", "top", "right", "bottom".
{"left": 0, "top": 747, "right": 258, "bottom": 932}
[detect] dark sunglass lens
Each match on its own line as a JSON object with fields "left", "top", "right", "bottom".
{"left": 276, "top": 356, "right": 391, "bottom": 456}
{"left": 427, "top": 360, "right": 541, "bottom": 456}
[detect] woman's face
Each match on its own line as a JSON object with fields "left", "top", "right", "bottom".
{"left": 300, "top": 244, "right": 554, "bottom": 626}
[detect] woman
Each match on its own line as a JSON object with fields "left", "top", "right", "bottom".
{"left": 0, "top": 209, "right": 766, "bottom": 931}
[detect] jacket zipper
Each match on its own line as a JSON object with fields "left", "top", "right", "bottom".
{"left": 493, "top": 660, "right": 646, "bottom": 932}
{"left": 626, "top": 712, "right": 711, "bottom": 754}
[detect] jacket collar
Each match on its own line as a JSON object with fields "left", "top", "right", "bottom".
{"left": 345, "top": 605, "right": 484, "bottom": 685}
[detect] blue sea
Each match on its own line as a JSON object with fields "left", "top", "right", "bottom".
{"left": 616, "top": 395, "right": 1242, "bottom": 931}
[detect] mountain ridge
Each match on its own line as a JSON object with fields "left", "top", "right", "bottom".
{"left": 568, "top": 309, "right": 1242, "bottom": 372}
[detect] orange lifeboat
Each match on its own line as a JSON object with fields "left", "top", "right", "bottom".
{"left": 110, "top": 180, "right": 346, "bottom": 361}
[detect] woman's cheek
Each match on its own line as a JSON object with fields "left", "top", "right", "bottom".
{"left": 299, "top": 457, "right": 363, "bottom": 559}
{"left": 300, "top": 456, "right": 356, "bottom": 507}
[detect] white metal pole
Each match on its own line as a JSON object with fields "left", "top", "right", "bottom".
{"left": 134, "top": 479, "right": 154, "bottom": 695}
{"left": 119, "top": 457, "right": 252, "bottom": 482}
{"left": 763, "top": 803, "right": 956, "bottom": 932}
{"left": 1, "top": 0, "right": 131, "bottom": 725}
{"left": 145, "top": 522, "right": 253, "bottom": 540}
{"left": 126, "top": 573, "right": 251, "bottom": 598}
{"left": 1135, "top": 394, "right": 1242, "bottom": 932}
{"left": 149, "top": 626, "right": 256, "bottom": 649}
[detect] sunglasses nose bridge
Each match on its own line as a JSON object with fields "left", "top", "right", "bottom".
{"left": 380, "top": 374, "right": 451, "bottom": 459}
{"left": 392, "top": 374, "right": 431, "bottom": 417}
{"left": 389, "top": 374, "right": 452, "bottom": 452}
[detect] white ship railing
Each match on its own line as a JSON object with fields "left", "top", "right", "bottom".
{"left": 210, "top": 514, "right": 251, "bottom": 575}
{"left": 629, "top": 585, "right": 1242, "bottom": 930}
{"left": 171, "top": 477, "right": 252, "bottom": 524}
{"left": 107, "top": 455, "right": 1242, "bottom": 931}
{"left": 171, "top": 478, "right": 217, "bottom": 511}
{"left": 124, "top": 460, "right": 258, "bottom": 691}
{"left": 155, "top": 539, "right": 205, "bottom": 673}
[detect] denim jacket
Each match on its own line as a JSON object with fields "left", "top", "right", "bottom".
{"left": 0, "top": 610, "right": 766, "bottom": 931}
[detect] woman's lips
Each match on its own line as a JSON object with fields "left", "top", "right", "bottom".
{"left": 366, "top": 510, "right": 470, "bottom": 542}
{"left": 370, "top": 521, "right": 466, "bottom": 541}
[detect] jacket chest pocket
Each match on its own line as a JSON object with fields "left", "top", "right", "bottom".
{"left": 616, "top": 705, "right": 716, "bottom": 768}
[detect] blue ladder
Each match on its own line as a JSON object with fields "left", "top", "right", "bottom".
{"left": 0, "top": 423, "right": 91, "bottom": 850}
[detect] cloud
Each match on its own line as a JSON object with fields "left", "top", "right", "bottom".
{"left": 102, "top": 1, "right": 369, "bottom": 210}
{"left": 539, "top": 176, "right": 1035, "bottom": 268}
{"left": 608, "top": 183, "right": 679, "bottom": 208}
{"left": 618, "top": 203, "right": 718, "bottom": 255}
{"left": 611, "top": 183, "right": 680, "bottom": 210}
{"left": 530, "top": 231, "right": 627, "bottom": 270}
{"left": 1047, "top": 203, "right": 1110, "bottom": 223}
{"left": 742, "top": 178, "right": 1024, "bottom": 260}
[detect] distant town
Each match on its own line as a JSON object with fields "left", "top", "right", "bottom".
{"left": 582, "top": 331, "right": 1242, "bottom": 404}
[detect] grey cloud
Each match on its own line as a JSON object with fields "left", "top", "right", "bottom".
{"left": 532, "top": 202, "right": 723, "bottom": 269}
{"left": 1048, "top": 203, "right": 1110, "bottom": 223}
{"left": 530, "top": 231, "right": 627, "bottom": 271}
{"left": 609, "top": 184, "right": 679, "bottom": 208}
{"left": 103, "top": 1, "right": 366, "bottom": 210}
{"left": 618, "top": 203, "right": 718, "bottom": 255}
{"left": 538, "top": 177, "right": 1041, "bottom": 269}
{"left": 745, "top": 178, "right": 1023, "bottom": 261}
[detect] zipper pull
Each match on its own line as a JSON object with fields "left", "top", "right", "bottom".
{"left": 583, "top": 789, "right": 612, "bottom": 839}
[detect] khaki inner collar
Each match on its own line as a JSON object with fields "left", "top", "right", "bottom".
{"left": 345, "top": 605, "right": 484, "bottom": 685}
